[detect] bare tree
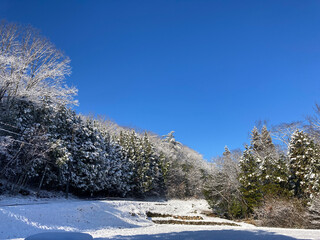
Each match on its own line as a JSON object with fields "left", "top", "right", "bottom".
{"left": 204, "top": 147, "right": 244, "bottom": 218}
{"left": 271, "top": 121, "right": 302, "bottom": 148}
{"left": 0, "top": 20, "right": 77, "bottom": 109}
{"left": 305, "top": 103, "right": 320, "bottom": 143}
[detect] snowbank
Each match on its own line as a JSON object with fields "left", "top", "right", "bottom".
{"left": 0, "top": 197, "right": 319, "bottom": 240}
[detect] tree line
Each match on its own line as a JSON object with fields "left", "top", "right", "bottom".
{"left": 0, "top": 21, "right": 210, "bottom": 199}
{"left": 204, "top": 119, "right": 320, "bottom": 227}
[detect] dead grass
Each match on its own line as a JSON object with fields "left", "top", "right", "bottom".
{"left": 146, "top": 211, "right": 172, "bottom": 218}
{"left": 146, "top": 211, "right": 203, "bottom": 220}
{"left": 152, "top": 219, "right": 239, "bottom": 226}
{"left": 173, "top": 215, "right": 203, "bottom": 220}
{"left": 201, "top": 210, "right": 217, "bottom": 217}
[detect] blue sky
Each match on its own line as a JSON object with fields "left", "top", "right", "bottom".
{"left": 1, "top": 0, "right": 320, "bottom": 159}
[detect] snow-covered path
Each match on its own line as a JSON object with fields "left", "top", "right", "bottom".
{"left": 0, "top": 197, "right": 319, "bottom": 240}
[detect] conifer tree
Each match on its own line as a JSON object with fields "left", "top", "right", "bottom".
{"left": 259, "top": 126, "right": 288, "bottom": 196}
{"left": 241, "top": 126, "right": 289, "bottom": 198}
{"left": 239, "top": 145, "right": 262, "bottom": 214}
{"left": 288, "top": 130, "right": 320, "bottom": 198}
{"left": 261, "top": 126, "right": 274, "bottom": 150}
{"left": 251, "top": 127, "right": 263, "bottom": 153}
{"left": 115, "top": 130, "right": 166, "bottom": 196}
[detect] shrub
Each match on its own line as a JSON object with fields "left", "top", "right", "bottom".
{"left": 308, "top": 194, "right": 320, "bottom": 229}
{"left": 254, "top": 196, "right": 308, "bottom": 228}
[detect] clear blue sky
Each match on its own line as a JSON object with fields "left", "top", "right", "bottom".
{"left": 1, "top": 0, "right": 320, "bottom": 160}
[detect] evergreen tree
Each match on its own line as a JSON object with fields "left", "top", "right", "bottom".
{"left": 101, "top": 133, "right": 133, "bottom": 196}
{"left": 261, "top": 126, "right": 274, "bottom": 150}
{"left": 259, "top": 126, "right": 289, "bottom": 196}
{"left": 241, "top": 126, "right": 289, "bottom": 200}
{"left": 288, "top": 130, "right": 320, "bottom": 198}
{"left": 239, "top": 145, "right": 262, "bottom": 214}
{"left": 115, "top": 130, "right": 166, "bottom": 196}
{"left": 251, "top": 127, "right": 263, "bottom": 153}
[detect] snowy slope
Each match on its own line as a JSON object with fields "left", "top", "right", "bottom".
{"left": 0, "top": 197, "right": 319, "bottom": 240}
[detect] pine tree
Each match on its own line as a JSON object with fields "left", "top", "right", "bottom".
{"left": 115, "top": 130, "right": 165, "bottom": 196}
{"left": 251, "top": 127, "right": 263, "bottom": 153}
{"left": 288, "top": 130, "right": 320, "bottom": 198}
{"left": 306, "top": 143, "right": 320, "bottom": 198}
{"left": 102, "top": 133, "right": 133, "bottom": 196}
{"left": 243, "top": 126, "right": 289, "bottom": 198}
{"left": 261, "top": 126, "right": 274, "bottom": 150}
{"left": 239, "top": 145, "right": 262, "bottom": 214}
{"left": 259, "top": 126, "right": 289, "bottom": 196}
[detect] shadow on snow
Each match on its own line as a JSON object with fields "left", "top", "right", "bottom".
{"left": 95, "top": 229, "right": 306, "bottom": 240}
{"left": 0, "top": 200, "right": 142, "bottom": 239}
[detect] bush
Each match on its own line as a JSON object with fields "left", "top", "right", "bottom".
{"left": 308, "top": 194, "right": 320, "bottom": 229}
{"left": 254, "top": 196, "right": 308, "bottom": 228}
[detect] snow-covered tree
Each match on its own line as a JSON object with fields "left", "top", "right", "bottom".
{"left": 102, "top": 136, "right": 133, "bottom": 196}
{"left": 251, "top": 126, "right": 263, "bottom": 153}
{"left": 204, "top": 146, "right": 244, "bottom": 218}
{"left": 0, "top": 18, "right": 210, "bottom": 198}
{"left": 258, "top": 126, "right": 289, "bottom": 196}
{"left": 288, "top": 130, "right": 320, "bottom": 198}
{"left": 159, "top": 131, "right": 208, "bottom": 198}
{"left": 114, "top": 130, "right": 166, "bottom": 196}
{"left": 240, "top": 126, "right": 289, "bottom": 201}
{"left": 0, "top": 21, "right": 77, "bottom": 109}
{"left": 239, "top": 145, "right": 262, "bottom": 214}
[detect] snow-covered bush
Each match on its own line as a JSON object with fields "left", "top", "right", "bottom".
{"left": 308, "top": 194, "right": 320, "bottom": 228}
{"left": 254, "top": 197, "right": 308, "bottom": 228}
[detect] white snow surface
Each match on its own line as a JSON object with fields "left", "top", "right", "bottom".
{"left": 0, "top": 196, "right": 319, "bottom": 240}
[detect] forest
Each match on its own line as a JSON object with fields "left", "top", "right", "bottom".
{"left": 0, "top": 21, "right": 319, "bottom": 228}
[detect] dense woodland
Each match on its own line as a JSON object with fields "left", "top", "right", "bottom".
{"left": 0, "top": 21, "right": 320, "bottom": 228}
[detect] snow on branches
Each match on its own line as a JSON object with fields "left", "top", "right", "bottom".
{"left": 0, "top": 20, "right": 77, "bottom": 109}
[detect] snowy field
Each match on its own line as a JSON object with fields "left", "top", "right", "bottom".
{"left": 0, "top": 196, "right": 319, "bottom": 240}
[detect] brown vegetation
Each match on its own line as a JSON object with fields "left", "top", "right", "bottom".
{"left": 146, "top": 211, "right": 203, "bottom": 220}
{"left": 254, "top": 197, "right": 309, "bottom": 228}
{"left": 152, "top": 219, "right": 239, "bottom": 226}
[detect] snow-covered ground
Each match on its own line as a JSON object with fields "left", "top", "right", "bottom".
{"left": 0, "top": 196, "right": 319, "bottom": 240}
